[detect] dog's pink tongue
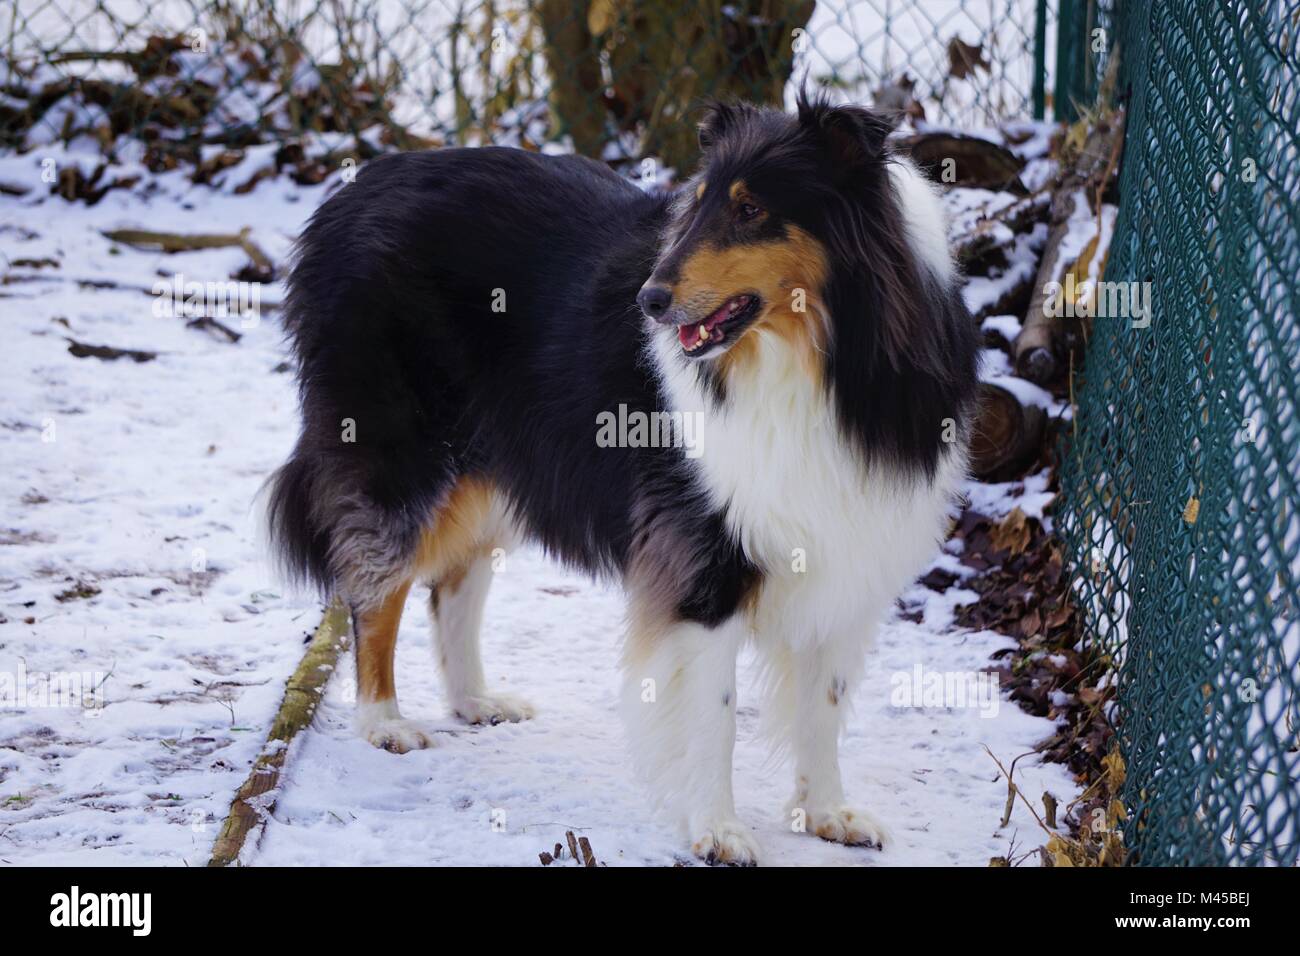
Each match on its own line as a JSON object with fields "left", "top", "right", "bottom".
{"left": 678, "top": 323, "right": 703, "bottom": 349}
{"left": 704, "top": 298, "right": 733, "bottom": 329}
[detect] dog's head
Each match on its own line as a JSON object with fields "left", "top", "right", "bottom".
{"left": 638, "top": 93, "right": 900, "bottom": 367}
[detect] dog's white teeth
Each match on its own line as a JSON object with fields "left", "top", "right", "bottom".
{"left": 699, "top": 325, "right": 709, "bottom": 341}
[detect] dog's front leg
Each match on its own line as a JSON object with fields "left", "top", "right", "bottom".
{"left": 622, "top": 613, "right": 758, "bottom": 865}
{"left": 784, "top": 637, "right": 891, "bottom": 849}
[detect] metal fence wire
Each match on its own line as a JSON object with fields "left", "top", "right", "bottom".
{"left": 2, "top": 1, "right": 1056, "bottom": 171}
{"left": 1059, "top": 0, "right": 1300, "bottom": 865}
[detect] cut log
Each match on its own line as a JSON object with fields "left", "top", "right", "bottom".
{"left": 952, "top": 189, "right": 1052, "bottom": 271}
{"left": 1015, "top": 109, "right": 1124, "bottom": 384}
{"left": 969, "top": 382, "right": 1047, "bottom": 482}
{"left": 893, "top": 132, "right": 1027, "bottom": 193}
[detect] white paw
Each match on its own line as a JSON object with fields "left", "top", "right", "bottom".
{"left": 805, "top": 805, "right": 891, "bottom": 849}
{"left": 360, "top": 718, "right": 440, "bottom": 754}
{"left": 690, "top": 818, "right": 761, "bottom": 866}
{"left": 451, "top": 693, "right": 535, "bottom": 726}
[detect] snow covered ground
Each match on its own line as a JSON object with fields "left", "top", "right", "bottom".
{"left": 0, "top": 143, "right": 1077, "bottom": 866}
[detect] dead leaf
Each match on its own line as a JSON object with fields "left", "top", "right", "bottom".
{"left": 947, "top": 37, "right": 990, "bottom": 80}
{"left": 1045, "top": 603, "right": 1073, "bottom": 630}
{"left": 1102, "top": 749, "right": 1126, "bottom": 793}
{"left": 990, "top": 506, "right": 1032, "bottom": 556}
{"left": 1019, "top": 608, "right": 1042, "bottom": 638}
{"left": 587, "top": 0, "right": 617, "bottom": 35}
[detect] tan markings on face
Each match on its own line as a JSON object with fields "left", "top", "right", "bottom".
{"left": 670, "top": 225, "right": 831, "bottom": 380}
{"left": 414, "top": 475, "right": 496, "bottom": 584}
{"left": 728, "top": 180, "right": 767, "bottom": 224}
{"left": 695, "top": 180, "right": 707, "bottom": 201}
{"left": 355, "top": 578, "right": 412, "bottom": 704}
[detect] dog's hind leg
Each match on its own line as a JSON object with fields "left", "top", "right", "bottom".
{"left": 413, "top": 476, "right": 533, "bottom": 727}
{"left": 346, "top": 474, "right": 502, "bottom": 753}
{"left": 428, "top": 552, "right": 534, "bottom": 725}
{"left": 354, "top": 578, "right": 441, "bottom": 753}
{"left": 621, "top": 609, "right": 758, "bottom": 865}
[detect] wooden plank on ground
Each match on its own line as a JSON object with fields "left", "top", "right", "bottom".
{"left": 207, "top": 599, "right": 349, "bottom": 867}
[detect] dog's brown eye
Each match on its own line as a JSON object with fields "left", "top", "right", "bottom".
{"left": 739, "top": 202, "right": 762, "bottom": 221}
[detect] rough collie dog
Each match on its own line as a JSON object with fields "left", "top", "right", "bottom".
{"left": 268, "top": 94, "right": 978, "bottom": 864}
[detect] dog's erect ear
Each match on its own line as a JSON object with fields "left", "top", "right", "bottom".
{"left": 797, "top": 93, "right": 893, "bottom": 178}
{"left": 697, "top": 100, "right": 746, "bottom": 151}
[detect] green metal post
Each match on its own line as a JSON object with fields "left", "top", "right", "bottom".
{"left": 1054, "top": 0, "right": 1085, "bottom": 122}
{"left": 1032, "top": 0, "right": 1048, "bottom": 119}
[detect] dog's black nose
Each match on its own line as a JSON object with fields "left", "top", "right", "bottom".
{"left": 637, "top": 284, "right": 673, "bottom": 321}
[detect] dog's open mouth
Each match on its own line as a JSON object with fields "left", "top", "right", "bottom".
{"left": 677, "top": 294, "right": 761, "bottom": 355}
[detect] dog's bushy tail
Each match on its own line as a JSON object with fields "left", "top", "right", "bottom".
{"left": 264, "top": 453, "right": 334, "bottom": 595}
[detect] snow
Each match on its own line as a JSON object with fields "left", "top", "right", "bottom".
{"left": 985, "top": 373, "right": 1067, "bottom": 417}
{"left": 0, "top": 146, "right": 1078, "bottom": 867}
{"left": 983, "top": 313, "right": 1023, "bottom": 343}
{"left": 962, "top": 221, "right": 1048, "bottom": 316}
{"left": 253, "top": 551, "right": 1074, "bottom": 867}
{"left": 964, "top": 469, "right": 1056, "bottom": 523}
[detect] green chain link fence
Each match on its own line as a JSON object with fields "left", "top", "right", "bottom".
{"left": 1058, "top": 0, "right": 1300, "bottom": 865}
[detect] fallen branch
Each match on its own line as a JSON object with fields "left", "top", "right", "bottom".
{"left": 65, "top": 338, "right": 156, "bottom": 362}
{"left": 186, "top": 316, "right": 243, "bottom": 343}
{"left": 983, "top": 745, "right": 1051, "bottom": 834}
{"left": 207, "top": 599, "right": 349, "bottom": 866}
{"left": 101, "top": 227, "right": 274, "bottom": 276}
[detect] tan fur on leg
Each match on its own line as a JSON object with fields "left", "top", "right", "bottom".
{"left": 355, "top": 579, "right": 411, "bottom": 707}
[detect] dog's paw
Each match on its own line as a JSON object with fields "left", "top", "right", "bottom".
{"left": 690, "top": 819, "right": 761, "bottom": 866}
{"left": 360, "top": 718, "right": 440, "bottom": 754}
{"left": 452, "top": 693, "right": 535, "bottom": 726}
{"left": 805, "top": 805, "right": 891, "bottom": 849}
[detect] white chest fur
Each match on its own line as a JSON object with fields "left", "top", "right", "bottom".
{"left": 652, "top": 328, "right": 964, "bottom": 648}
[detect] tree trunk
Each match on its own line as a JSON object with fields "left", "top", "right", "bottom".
{"left": 540, "top": 0, "right": 815, "bottom": 174}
